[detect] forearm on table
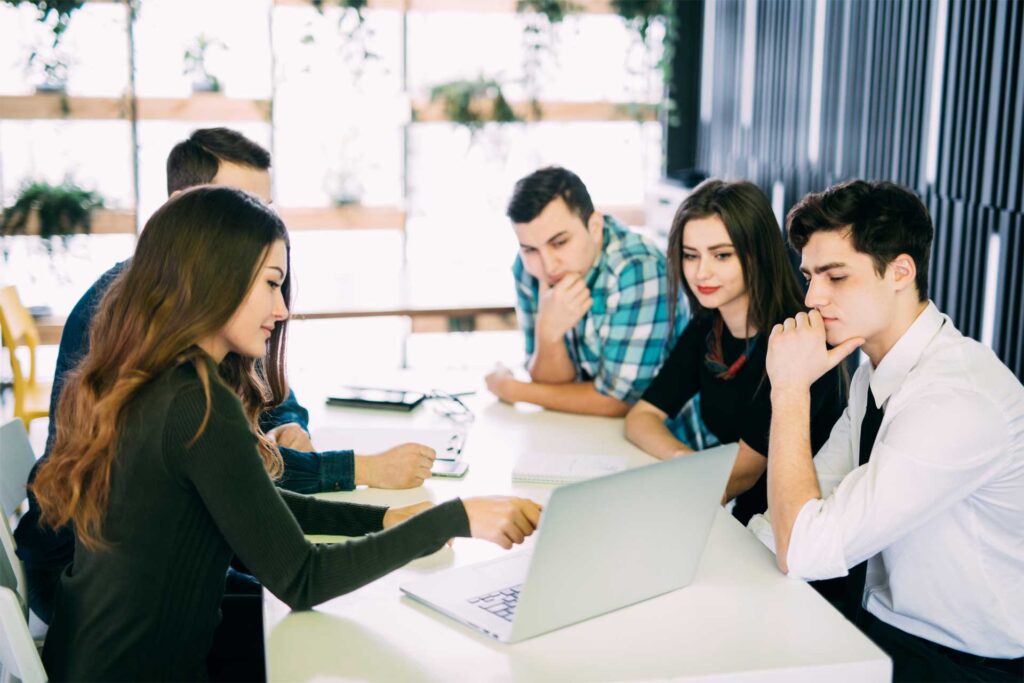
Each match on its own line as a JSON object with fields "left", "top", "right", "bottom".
{"left": 277, "top": 488, "right": 386, "bottom": 535}
{"left": 767, "top": 387, "right": 821, "bottom": 573}
{"left": 527, "top": 335, "right": 577, "bottom": 384}
{"left": 509, "top": 380, "right": 629, "bottom": 417}
{"left": 624, "top": 404, "right": 691, "bottom": 460}
{"left": 722, "top": 441, "right": 768, "bottom": 504}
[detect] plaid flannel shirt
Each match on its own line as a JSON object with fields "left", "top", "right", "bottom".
{"left": 513, "top": 215, "right": 710, "bottom": 447}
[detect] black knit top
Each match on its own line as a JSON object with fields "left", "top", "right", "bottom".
{"left": 42, "top": 357, "right": 470, "bottom": 681}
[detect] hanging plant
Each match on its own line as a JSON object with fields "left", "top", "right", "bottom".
{"left": 612, "top": 0, "right": 667, "bottom": 44}
{"left": 1, "top": 180, "right": 104, "bottom": 256}
{"left": 6, "top": 0, "right": 84, "bottom": 106}
{"left": 308, "top": 0, "right": 379, "bottom": 83}
{"left": 612, "top": 0, "right": 676, "bottom": 124}
{"left": 427, "top": 78, "right": 521, "bottom": 136}
{"left": 3, "top": 0, "right": 85, "bottom": 48}
{"left": 516, "top": 0, "right": 576, "bottom": 25}
{"left": 515, "top": 0, "right": 578, "bottom": 120}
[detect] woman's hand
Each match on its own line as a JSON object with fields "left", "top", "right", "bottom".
{"left": 462, "top": 497, "right": 543, "bottom": 549}
{"left": 266, "top": 422, "right": 314, "bottom": 451}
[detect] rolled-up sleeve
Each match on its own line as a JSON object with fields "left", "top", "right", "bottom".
{"left": 785, "top": 390, "right": 1011, "bottom": 581}
{"left": 277, "top": 447, "right": 355, "bottom": 494}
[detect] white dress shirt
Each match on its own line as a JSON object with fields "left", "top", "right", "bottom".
{"left": 749, "top": 302, "right": 1024, "bottom": 658}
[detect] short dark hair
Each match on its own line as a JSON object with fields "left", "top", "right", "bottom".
{"left": 506, "top": 166, "right": 595, "bottom": 225}
{"left": 787, "top": 180, "right": 933, "bottom": 301}
{"left": 166, "top": 128, "right": 271, "bottom": 195}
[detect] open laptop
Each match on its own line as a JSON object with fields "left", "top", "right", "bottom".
{"left": 400, "top": 443, "right": 738, "bottom": 643}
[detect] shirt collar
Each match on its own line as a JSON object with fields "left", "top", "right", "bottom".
{"left": 868, "top": 301, "right": 946, "bottom": 407}
{"left": 585, "top": 214, "right": 617, "bottom": 289}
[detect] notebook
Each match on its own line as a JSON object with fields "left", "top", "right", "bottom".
{"left": 511, "top": 452, "right": 627, "bottom": 485}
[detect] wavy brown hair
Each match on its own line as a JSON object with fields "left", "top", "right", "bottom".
{"left": 666, "top": 179, "right": 806, "bottom": 333}
{"left": 32, "top": 185, "right": 291, "bottom": 550}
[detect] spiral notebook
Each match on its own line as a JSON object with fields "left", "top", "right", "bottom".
{"left": 511, "top": 452, "right": 627, "bottom": 485}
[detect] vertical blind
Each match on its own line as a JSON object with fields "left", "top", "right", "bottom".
{"left": 694, "top": 0, "right": 1023, "bottom": 377}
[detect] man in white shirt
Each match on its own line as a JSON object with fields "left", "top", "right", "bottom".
{"left": 757, "top": 179, "right": 1024, "bottom": 681}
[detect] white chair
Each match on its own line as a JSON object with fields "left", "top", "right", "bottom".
{"left": 0, "top": 514, "right": 46, "bottom": 643}
{"left": 0, "top": 515, "right": 25, "bottom": 613}
{"left": 0, "top": 419, "right": 37, "bottom": 518}
{"left": 0, "top": 586, "right": 47, "bottom": 683}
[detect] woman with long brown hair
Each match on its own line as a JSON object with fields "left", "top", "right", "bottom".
{"left": 34, "top": 185, "right": 541, "bottom": 681}
{"left": 625, "top": 179, "right": 847, "bottom": 525}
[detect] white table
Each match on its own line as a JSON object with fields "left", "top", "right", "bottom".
{"left": 264, "top": 374, "right": 891, "bottom": 682}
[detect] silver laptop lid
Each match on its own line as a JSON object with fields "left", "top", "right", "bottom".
{"left": 508, "top": 443, "right": 738, "bottom": 642}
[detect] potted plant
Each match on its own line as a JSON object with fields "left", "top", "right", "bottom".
{"left": 1, "top": 179, "right": 104, "bottom": 255}
{"left": 325, "top": 170, "right": 364, "bottom": 207}
{"left": 183, "top": 34, "right": 227, "bottom": 94}
{"left": 427, "top": 78, "right": 520, "bottom": 136}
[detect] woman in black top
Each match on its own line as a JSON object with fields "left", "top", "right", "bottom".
{"left": 33, "top": 186, "right": 542, "bottom": 682}
{"left": 625, "top": 180, "right": 846, "bottom": 525}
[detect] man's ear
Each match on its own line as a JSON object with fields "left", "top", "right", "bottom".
{"left": 587, "top": 211, "right": 604, "bottom": 242}
{"left": 888, "top": 253, "right": 918, "bottom": 294}
{"left": 169, "top": 189, "right": 182, "bottom": 199}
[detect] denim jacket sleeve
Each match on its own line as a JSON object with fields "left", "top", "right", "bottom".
{"left": 276, "top": 447, "right": 355, "bottom": 493}
{"left": 259, "top": 389, "right": 310, "bottom": 433}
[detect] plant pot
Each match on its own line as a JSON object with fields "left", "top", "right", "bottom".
{"left": 191, "top": 77, "right": 221, "bottom": 94}
{"left": 35, "top": 82, "right": 67, "bottom": 95}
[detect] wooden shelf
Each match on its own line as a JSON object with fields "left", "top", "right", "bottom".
{"left": 277, "top": 206, "right": 406, "bottom": 231}
{"left": 0, "top": 95, "right": 126, "bottom": 120}
{"left": 37, "top": 304, "right": 517, "bottom": 345}
{"left": 0, "top": 95, "right": 271, "bottom": 122}
{"left": 7, "top": 205, "right": 639, "bottom": 234}
{"left": 2, "top": 95, "right": 653, "bottom": 124}
{"left": 91, "top": 209, "right": 136, "bottom": 234}
{"left": 137, "top": 96, "right": 271, "bottom": 122}
{"left": 0, "top": 209, "right": 136, "bottom": 236}
{"left": 413, "top": 99, "right": 658, "bottom": 123}
{"left": 274, "top": 0, "right": 617, "bottom": 12}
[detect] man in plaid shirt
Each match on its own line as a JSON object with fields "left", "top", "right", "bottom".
{"left": 486, "top": 166, "right": 706, "bottom": 446}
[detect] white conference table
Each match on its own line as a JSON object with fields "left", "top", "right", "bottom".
{"left": 263, "top": 373, "right": 891, "bottom": 682}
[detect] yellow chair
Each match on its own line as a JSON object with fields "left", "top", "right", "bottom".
{"left": 0, "top": 286, "right": 51, "bottom": 429}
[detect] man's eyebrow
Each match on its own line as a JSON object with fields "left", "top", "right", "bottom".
{"left": 800, "top": 262, "right": 847, "bottom": 275}
{"left": 518, "top": 231, "right": 570, "bottom": 249}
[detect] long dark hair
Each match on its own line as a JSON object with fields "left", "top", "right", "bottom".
{"left": 666, "top": 179, "right": 806, "bottom": 333}
{"left": 34, "top": 185, "right": 291, "bottom": 549}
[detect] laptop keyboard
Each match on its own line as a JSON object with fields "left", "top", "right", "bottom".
{"left": 468, "top": 584, "right": 522, "bottom": 622}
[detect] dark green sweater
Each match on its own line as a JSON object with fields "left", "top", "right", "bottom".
{"left": 42, "top": 359, "right": 471, "bottom": 681}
